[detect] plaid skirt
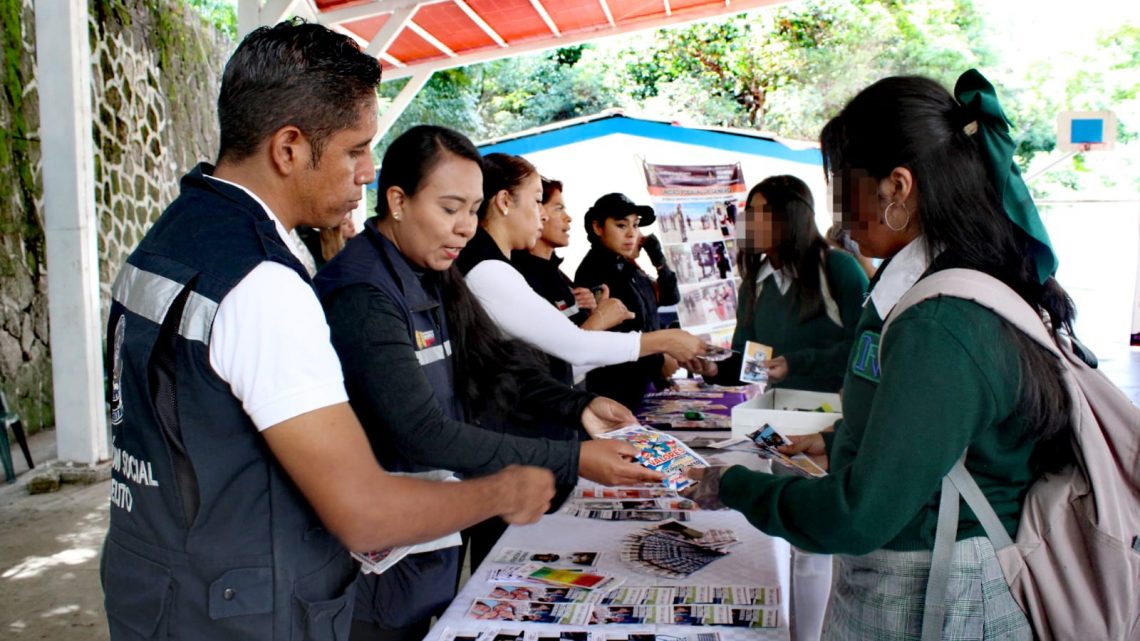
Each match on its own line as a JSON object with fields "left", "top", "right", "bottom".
{"left": 821, "top": 537, "right": 1032, "bottom": 641}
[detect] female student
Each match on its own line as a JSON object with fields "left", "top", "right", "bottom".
{"left": 315, "top": 126, "right": 661, "bottom": 641}
{"left": 685, "top": 71, "right": 1075, "bottom": 640}
{"left": 690, "top": 175, "right": 868, "bottom": 392}
{"left": 573, "top": 193, "right": 682, "bottom": 409}
{"left": 457, "top": 155, "right": 705, "bottom": 393}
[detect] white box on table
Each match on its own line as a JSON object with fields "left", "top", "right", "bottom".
{"left": 731, "top": 388, "right": 841, "bottom": 437}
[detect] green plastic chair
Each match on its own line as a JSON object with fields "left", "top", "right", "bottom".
{"left": 0, "top": 390, "right": 33, "bottom": 483}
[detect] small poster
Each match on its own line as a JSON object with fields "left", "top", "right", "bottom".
{"left": 643, "top": 162, "right": 746, "bottom": 344}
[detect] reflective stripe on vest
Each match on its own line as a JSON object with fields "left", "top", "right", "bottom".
{"left": 415, "top": 340, "right": 453, "bottom": 366}
{"left": 113, "top": 263, "right": 218, "bottom": 345}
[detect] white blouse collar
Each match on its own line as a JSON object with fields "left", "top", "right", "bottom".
{"left": 869, "top": 236, "right": 934, "bottom": 318}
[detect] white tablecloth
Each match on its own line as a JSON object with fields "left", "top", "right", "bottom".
{"left": 427, "top": 479, "right": 793, "bottom": 641}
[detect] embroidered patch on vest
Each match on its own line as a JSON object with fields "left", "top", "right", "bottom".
{"left": 110, "top": 315, "right": 126, "bottom": 426}
{"left": 851, "top": 330, "right": 881, "bottom": 383}
{"left": 415, "top": 329, "right": 437, "bottom": 349}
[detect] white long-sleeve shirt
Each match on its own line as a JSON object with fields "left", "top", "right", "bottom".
{"left": 464, "top": 260, "right": 641, "bottom": 369}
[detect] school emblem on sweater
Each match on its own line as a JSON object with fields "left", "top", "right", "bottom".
{"left": 851, "top": 330, "right": 881, "bottom": 383}
{"left": 415, "top": 329, "right": 437, "bottom": 349}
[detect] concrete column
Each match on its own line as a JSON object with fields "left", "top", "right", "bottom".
{"left": 34, "top": 0, "right": 108, "bottom": 464}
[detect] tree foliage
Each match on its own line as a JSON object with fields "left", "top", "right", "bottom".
{"left": 381, "top": 0, "right": 999, "bottom": 149}
{"left": 185, "top": 0, "right": 236, "bottom": 40}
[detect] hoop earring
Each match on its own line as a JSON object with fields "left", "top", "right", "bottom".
{"left": 883, "top": 201, "right": 910, "bottom": 232}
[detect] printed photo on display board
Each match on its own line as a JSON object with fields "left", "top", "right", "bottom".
{"left": 643, "top": 162, "right": 745, "bottom": 343}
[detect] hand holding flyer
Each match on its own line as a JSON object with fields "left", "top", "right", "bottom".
{"left": 739, "top": 341, "right": 773, "bottom": 384}
{"left": 597, "top": 426, "right": 709, "bottom": 491}
{"left": 747, "top": 424, "right": 827, "bottom": 478}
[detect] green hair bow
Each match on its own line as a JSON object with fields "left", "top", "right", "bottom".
{"left": 954, "top": 69, "right": 1058, "bottom": 284}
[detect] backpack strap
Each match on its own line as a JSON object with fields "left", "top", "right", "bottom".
{"left": 921, "top": 458, "right": 963, "bottom": 641}
{"left": 882, "top": 268, "right": 1061, "bottom": 361}
{"left": 886, "top": 269, "right": 1056, "bottom": 641}
{"left": 923, "top": 454, "right": 1018, "bottom": 641}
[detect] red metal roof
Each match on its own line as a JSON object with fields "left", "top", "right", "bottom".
{"left": 308, "top": 0, "right": 781, "bottom": 80}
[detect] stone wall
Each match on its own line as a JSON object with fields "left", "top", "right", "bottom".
{"left": 0, "top": 0, "right": 228, "bottom": 431}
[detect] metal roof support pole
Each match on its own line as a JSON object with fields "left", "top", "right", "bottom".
{"left": 374, "top": 69, "right": 433, "bottom": 146}
{"left": 34, "top": 0, "right": 108, "bottom": 465}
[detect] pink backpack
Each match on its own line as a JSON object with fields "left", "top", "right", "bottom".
{"left": 884, "top": 268, "right": 1140, "bottom": 641}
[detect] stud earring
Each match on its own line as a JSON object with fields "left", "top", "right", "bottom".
{"left": 392, "top": 210, "right": 402, "bottom": 221}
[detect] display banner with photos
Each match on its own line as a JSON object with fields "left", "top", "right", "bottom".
{"left": 642, "top": 162, "right": 747, "bottom": 346}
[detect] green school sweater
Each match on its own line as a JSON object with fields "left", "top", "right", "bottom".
{"left": 719, "top": 295, "right": 1038, "bottom": 554}
{"left": 729, "top": 250, "right": 868, "bottom": 393}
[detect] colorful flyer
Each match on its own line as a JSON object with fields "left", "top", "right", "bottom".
{"left": 521, "top": 564, "right": 624, "bottom": 591}
{"left": 597, "top": 425, "right": 708, "bottom": 491}
{"left": 739, "top": 341, "right": 773, "bottom": 384}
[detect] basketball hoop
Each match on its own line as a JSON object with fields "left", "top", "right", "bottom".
{"left": 1057, "top": 111, "right": 1116, "bottom": 153}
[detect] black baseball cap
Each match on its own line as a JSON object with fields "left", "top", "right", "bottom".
{"left": 584, "top": 193, "right": 656, "bottom": 233}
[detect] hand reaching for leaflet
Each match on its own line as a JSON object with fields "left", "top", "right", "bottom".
{"left": 580, "top": 397, "right": 637, "bottom": 438}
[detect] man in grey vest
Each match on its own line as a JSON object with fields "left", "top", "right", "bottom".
{"left": 101, "top": 20, "right": 555, "bottom": 641}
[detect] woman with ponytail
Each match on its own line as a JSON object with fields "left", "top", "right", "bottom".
{"left": 685, "top": 71, "right": 1075, "bottom": 640}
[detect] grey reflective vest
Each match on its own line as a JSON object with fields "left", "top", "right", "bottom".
{"left": 314, "top": 220, "right": 464, "bottom": 473}
{"left": 102, "top": 164, "right": 356, "bottom": 641}
{"left": 314, "top": 220, "right": 463, "bottom": 628}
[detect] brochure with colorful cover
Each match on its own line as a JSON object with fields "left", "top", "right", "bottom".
{"left": 519, "top": 564, "right": 625, "bottom": 591}
{"left": 598, "top": 425, "right": 709, "bottom": 491}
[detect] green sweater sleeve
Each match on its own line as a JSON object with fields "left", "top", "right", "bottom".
{"left": 782, "top": 251, "right": 869, "bottom": 380}
{"left": 719, "top": 304, "right": 1017, "bottom": 555}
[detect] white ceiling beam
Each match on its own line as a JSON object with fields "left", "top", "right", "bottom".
{"left": 374, "top": 69, "right": 434, "bottom": 145}
{"left": 530, "top": 0, "right": 561, "bottom": 37}
{"left": 238, "top": 0, "right": 261, "bottom": 37}
{"left": 365, "top": 6, "right": 416, "bottom": 57}
{"left": 454, "top": 0, "right": 507, "bottom": 47}
{"left": 381, "top": 0, "right": 777, "bottom": 81}
{"left": 318, "top": 0, "right": 447, "bottom": 26}
{"left": 330, "top": 23, "right": 370, "bottom": 48}
{"left": 380, "top": 52, "right": 406, "bottom": 67}
{"left": 407, "top": 20, "right": 457, "bottom": 57}
{"left": 598, "top": 0, "right": 615, "bottom": 27}
{"left": 261, "top": 0, "right": 302, "bottom": 24}
{"left": 294, "top": 0, "right": 320, "bottom": 21}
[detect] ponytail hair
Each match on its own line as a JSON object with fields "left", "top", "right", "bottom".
{"left": 821, "top": 75, "right": 1075, "bottom": 474}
